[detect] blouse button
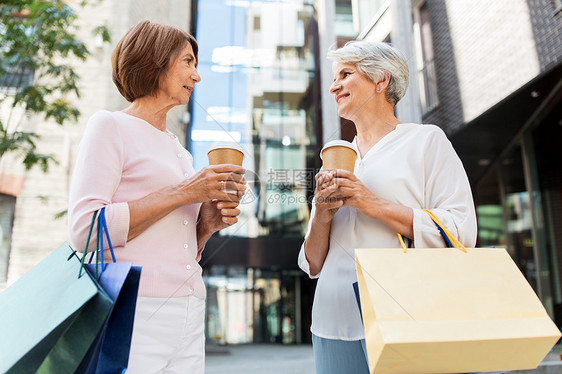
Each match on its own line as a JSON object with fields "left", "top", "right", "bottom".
{"left": 189, "top": 287, "right": 194, "bottom": 293}
{"left": 184, "top": 244, "right": 188, "bottom": 249}
{"left": 183, "top": 220, "right": 188, "bottom": 225}
{"left": 177, "top": 154, "right": 182, "bottom": 158}
{"left": 184, "top": 173, "right": 189, "bottom": 178}
{"left": 186, "top": 264, "right": 192, "bottom": 270}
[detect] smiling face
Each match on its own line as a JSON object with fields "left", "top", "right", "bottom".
{"left": 329, "top": 62, "right": 378, "bottom": 120}
{"left": 160, "top": 42, "right": 201, "bottom": 105}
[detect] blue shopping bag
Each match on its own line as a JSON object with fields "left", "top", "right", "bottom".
{"left": 77, "top": 208, "right": 141, "bottom": 374}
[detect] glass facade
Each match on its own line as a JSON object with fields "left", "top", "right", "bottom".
{"left": 192, "top": 0, "right": 319, "bottom": 238}
{"left": 205, "top": 266, "right": 310, "bottom": 344}
{"left": 191, "top": 0, "right": 320, "bottom": 344}
{"left": 474, "top": 117, "right": 562, "bottom": 326}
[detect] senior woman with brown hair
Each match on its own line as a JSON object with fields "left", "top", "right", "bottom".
{"left": 67, "top": 21, "right": 246, "bottom": 373}
{"left": 298, "top": 41, "right": 477, "bottom": 373}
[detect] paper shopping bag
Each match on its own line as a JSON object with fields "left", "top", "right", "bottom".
{"left": 355, "top": 247, "right": 561, "bottom": 374}
{"left": 77, "top": 263, "right": 141, "bottom": 374}
{"left": 75, "top": 206, "right": 141, "bottom": 374}
{"left": 0, "top": 243, "right": 113, "bottom": 374}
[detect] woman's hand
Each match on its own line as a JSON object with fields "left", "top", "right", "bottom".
{"left": 302, "top": 171, "right": 343, "bottom": 276}
{"left": 328, "top": 169, "right": 414, "bottom": 238}
{"left": 126, "top": 164, "right": 245, "bottom": 242}
{"left": 313, "top": 171, "right": 344, "bottom": 223}
{"left": 327, "top": 169, "right": 377, "bottom": 215}
{"left": 182, "top": 164, "right": 247, "bottom": 204}
{"left": 199, "top": 200, "right": 241, "bottom": 232}
{"left": 196, "top": 200, "right": 241, "bottom": 261}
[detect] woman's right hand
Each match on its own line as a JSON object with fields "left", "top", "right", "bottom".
{"left": 183, "top": 164, "right": 247, "bottom": 203}
{"left": 313, "top": 170, "right": 343, "bottom": 223}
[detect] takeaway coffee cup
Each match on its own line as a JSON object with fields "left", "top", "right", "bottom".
{"left": 320, "top": 140, "right": 357, "bottom": 173}
{"left": 207, "top": 141, "right": 245, "bottom": 167}
{"left": 207, "top": 141, "right": 245, "bottom": 195}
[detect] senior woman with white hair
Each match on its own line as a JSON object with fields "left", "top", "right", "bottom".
{"left": 298, "top": 41, "right": 477, "bottom": 372}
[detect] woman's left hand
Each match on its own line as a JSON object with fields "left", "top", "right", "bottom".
{"left": 199, "top": 200, "right": 241, "bottom": 233}
{"left": 328, "top": 170, "right": 378, "bottom": 216}
{"left": 196, "top": 200, "right": 240, "bottom": 261}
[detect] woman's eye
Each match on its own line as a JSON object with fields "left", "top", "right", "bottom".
{"left": 343, "top": 72, "right": 351, "bottom": 78}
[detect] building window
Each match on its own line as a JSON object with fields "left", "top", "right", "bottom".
{"left": 253, "top": 15, "right": 260, "bottom": 31}
{"left": 413, "top": 1, "right": 438, "bottom": 113}
{"left": 334, "top": 0, "right": 355, "bottom": 38}
{"left": 0, "top": 194, "right": 16, "bottom": 284}
{"left": 354, "top": 0, "right": 388, "bottom": 36}
{"left": 0, "top": 19, "right": 35, "bottom": 92}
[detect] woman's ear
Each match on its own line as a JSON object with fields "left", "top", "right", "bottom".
{"left": 377, "top": 74, "right": 391, "bottom": 92}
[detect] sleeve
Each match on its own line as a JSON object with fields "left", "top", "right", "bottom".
{"left": 412, "top": 126, "right": 477, "bottom": 248}
{"left": 297, "top": 201, "right": 321, "bottom": 279}
{"left": 67, "top": 111, "right": 130, "bottom": 252}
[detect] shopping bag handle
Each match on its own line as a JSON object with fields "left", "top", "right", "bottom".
{"left": 78, "top": 207, "right": 117, "bottom": 278}
{"left": 397, "top": 209, "right": 467, "bottom": 253}
{"left": 78, "top": 211, "right": 98, "bottom": 277}
{"left": 97, "top": 207, "right": 117, "bottom": 267}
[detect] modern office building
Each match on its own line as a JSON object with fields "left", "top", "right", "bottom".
{"left": 190, "top": 0, "right": 322, "bottom": 344}
{"left": 3, "top": 0, "right": 559, "bottom": 347}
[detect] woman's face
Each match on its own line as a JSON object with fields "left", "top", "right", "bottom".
{"left": 160, "top": 42, "right": 201, "bottom": 105}
{"left": 329, "top": 62, "right": 377, "bottom": 119}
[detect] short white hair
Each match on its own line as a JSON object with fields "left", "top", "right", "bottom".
{"left": 327, "top": 41, "right": 409, "bottom": 106}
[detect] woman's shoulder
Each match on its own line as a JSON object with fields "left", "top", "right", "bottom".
{"left": 82, "top": 110, "right": 125, "bottom": 142}
{"left": 399, "top": 122, "right": 444, "bottom": 134}
{"left": 87, "top": 110, "right": 118, "bottom": 127}
{"left": 87, "top": 110, "right": 137, "bottom": 133}
{"left": 399, "top": 123, "right": 449, "bottom": 142}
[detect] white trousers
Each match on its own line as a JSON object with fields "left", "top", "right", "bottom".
{"left": 126, "top": 295, "right": 206, "bottom": 374}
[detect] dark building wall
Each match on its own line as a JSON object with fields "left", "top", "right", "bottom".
{"left": 527, "top": 0, "right": 562, "bottom": 70}
{"left": 420, "top": 0, "right": 464, "bottom": 134}
{"left": 421, "top": 0, "right": 561, "bottom": 137}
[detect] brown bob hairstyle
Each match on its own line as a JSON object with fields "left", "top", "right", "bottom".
{"left": 111, "top": 21, "right": 198, "bottom": 102}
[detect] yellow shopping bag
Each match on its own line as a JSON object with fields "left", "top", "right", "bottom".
{"left": 355, "top": 210, "right": 561, "bottom": 374}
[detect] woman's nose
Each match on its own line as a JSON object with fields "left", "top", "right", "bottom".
{"left": 192, "top": 69, "right": 201, "bottom": 83}
{"left": 329, "top": 81, "right": 340, "bottom": 94}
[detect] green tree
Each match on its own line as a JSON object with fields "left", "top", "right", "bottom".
{"left": 0, "top": 0, "right": 110, "bottom": 172}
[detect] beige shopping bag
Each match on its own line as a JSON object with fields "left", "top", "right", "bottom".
{"left": 355, "top": 246, "right": 561, "bottom": 374}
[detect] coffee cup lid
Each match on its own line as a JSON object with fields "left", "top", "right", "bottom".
{"left": 207, "top": 141, "right": 245, "bottom": 156}
{"left": 320, "top": 140, "right": 357, "bottom": 160}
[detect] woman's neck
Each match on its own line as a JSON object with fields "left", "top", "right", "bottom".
{"left": 352, "top": 102, "right": 401, "bottom": 158}
{"left": 123, "top": 96, "right": 173, "bottom": 131}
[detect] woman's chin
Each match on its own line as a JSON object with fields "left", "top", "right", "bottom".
{"left": 337, "top": 109, "right": 352, "bottom": 120}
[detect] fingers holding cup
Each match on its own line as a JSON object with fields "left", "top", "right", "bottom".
{"left": 208, "top": 142, "right": 248, "bottom": 201}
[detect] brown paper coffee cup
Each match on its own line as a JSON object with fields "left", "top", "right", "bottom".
{"left": 320, "top": 140, "right": 357, "bottom": 173}
{"left": 207, "top": 142, "right": 245, "bottom": 195}
{"left": 207, "top": 142, "right": 245, "bottom": 166}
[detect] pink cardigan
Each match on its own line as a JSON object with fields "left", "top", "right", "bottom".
{"left": 68, "top": 110, "right": 204, "bottom": 298}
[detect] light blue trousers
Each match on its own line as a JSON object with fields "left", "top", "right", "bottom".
{"left": 312, "top": 334, "right": 508, "bottom": 374}
{"left": 312, "top": 334, "right": 370, "bottom": 374}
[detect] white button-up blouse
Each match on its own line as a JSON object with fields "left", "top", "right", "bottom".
{"left": 298, "top": 123, "right": 477, "bottom": 340}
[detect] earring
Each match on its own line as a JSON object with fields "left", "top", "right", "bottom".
{"left": 377, "top": 87, "right": 381, "bottom": 92}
